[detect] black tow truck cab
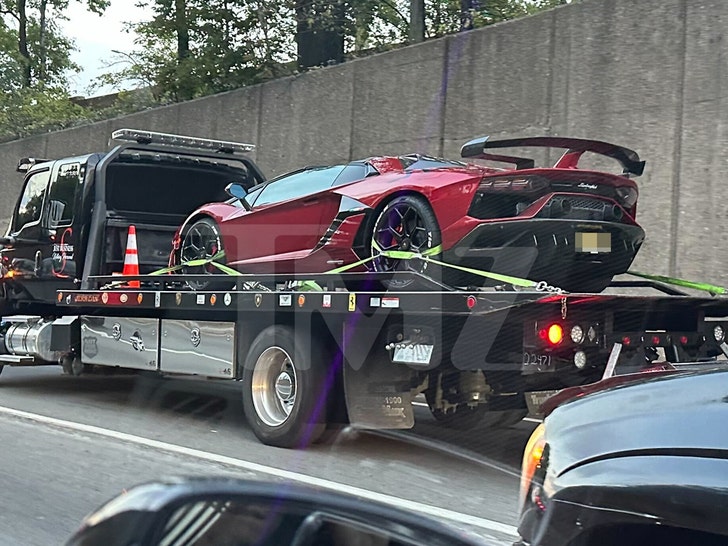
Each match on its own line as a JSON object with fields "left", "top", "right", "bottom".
{"left": 1, "top": 128, "right": 727, "bottom": 449}
{"left": 0, "top": 129, "right": 264, "bottom": 309}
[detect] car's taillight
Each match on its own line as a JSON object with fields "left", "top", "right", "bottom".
{"left": 615, "top": 186, "right": 638, "bottom": 208}
{"left": 479, "top": 175, "right": 548, "bottom": 192}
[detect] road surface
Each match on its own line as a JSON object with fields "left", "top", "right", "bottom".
{"left": 0, "top": 366, "right": 537, "bottom": 545}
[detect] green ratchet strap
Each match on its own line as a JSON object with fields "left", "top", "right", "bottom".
{"left": 140, "top": 243, "right": 553, "bottom": 292}
{"left": 114, "top": 243, "right": 728, "bottom": 298}
{"left": 628, "top": 271, "right": 728, "bottom": 296}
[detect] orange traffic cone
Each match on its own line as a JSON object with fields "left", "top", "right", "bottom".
{"left": 122, "top": 225, "right": 140, "bottom": 288}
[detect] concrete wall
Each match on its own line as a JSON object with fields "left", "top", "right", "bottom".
{"left": 1, "top": 0, "right": 726, "bottom": 284}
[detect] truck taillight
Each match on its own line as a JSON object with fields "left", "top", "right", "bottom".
{"left": 539, "top": 323, "right": 564, "bottom": 346}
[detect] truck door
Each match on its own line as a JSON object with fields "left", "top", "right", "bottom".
{"left": 4, "top": 161, "right": 81, "bottom": 282}
{"left": 42, "top": 161, "right": 81, "bottom": 280}
{"left": 4, "top": 167, "right": 52, "bottom": 277}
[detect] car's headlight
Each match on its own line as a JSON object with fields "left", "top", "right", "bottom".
{"left": 518, "top": 422, "right": 546, "bottom": 513}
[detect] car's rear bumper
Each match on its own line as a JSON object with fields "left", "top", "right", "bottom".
{"left": 443, "top": 218, "right": 644, "bottom": 291}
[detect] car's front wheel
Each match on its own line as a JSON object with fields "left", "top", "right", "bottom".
{"left": 179, "top": 217, "right": 231, "bottom": 290}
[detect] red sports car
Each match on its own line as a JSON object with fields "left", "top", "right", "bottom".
{"left": 171, "top": 136, "right": 646, "bottom": 293}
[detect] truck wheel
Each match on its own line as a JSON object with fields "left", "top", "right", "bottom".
{"left": 242, "top": 326, "right": 329, "bottom": 448}
{"left": 180, "top": 217, "right": 232, "bottom": 291}
{"left": 371, "top": 195, "right": 442, "bottom": 289}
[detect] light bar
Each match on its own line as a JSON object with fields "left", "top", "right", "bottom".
{"left": 111, "top": 128, "right": 255, "bottom": 154}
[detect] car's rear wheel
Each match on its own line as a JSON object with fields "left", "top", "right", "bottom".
{"left": 370, "top": 195, "right": 442, "bottom": 288}
{"left": 179, "top": 217, "right": 231, "bottom": 290}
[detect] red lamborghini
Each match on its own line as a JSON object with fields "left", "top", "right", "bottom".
{"left": 171, "top": 136, "right": 646, "bottom": 293}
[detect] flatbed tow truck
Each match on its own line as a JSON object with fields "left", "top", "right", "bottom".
{"left": 1, "top": 129, "right": 727, "bottom": 448}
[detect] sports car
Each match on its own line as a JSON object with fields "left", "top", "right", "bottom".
{"left": 171, "top": 136, "right": 646, "bottom": 292}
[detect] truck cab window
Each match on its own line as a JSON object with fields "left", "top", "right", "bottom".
{"left": 47, "top": 163, "right": 80, "bottom": 227}
{"left": 13, "top": 170, "right": 50, "bottom": 233}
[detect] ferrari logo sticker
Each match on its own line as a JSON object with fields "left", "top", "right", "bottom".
{"left": 348, "top": 293, "right": 356, "bottom": 312}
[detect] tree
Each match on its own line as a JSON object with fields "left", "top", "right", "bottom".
{"left": 409, "top": 0, "right": 424, "bottom": 43}
{"left": 0, "top": 0, "right": 109, "bottom": 141}
{"left": 294, "top": 0, "right": 346, "bottom": 69}
{"left": 99, "top": 0, "right": 295, "bottom": 102}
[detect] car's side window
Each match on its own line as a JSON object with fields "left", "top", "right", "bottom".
{"left": 13, "top": 169, "right": 51, "bottom": 233}
{"left": 331, "top": 164, "right": 368, "bottom": 187}
{"left": 254, "top": 166, "right": 346, "bottom": 207}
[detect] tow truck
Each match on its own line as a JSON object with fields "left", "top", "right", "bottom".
{"left": 1, "top": 129, "right": 727, "bottom": 448}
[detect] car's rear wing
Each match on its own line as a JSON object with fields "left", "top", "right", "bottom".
{"left": 460, "top": 136, "right": 646, "bottom": 176}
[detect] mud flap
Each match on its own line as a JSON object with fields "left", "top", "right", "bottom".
{"left": 343, "top": 352, "right": 415, "bottom": 430}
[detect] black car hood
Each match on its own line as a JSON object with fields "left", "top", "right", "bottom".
{"left": 545, "top": 368, "right": 728, "bottom": 476}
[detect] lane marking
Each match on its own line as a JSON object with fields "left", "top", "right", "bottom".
{"left": 0, "top": 405, "right": 518, "bottom": 538}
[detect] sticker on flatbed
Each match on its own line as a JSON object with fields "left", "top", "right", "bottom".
{"left": 370, "top": 297, "right": 381, "bottom": 307}
{"left": 196, "top": 294, "right": 205, "bottom": 305}
{"left": 522, "top": 352, "right": 553, "bottom": 371}
{"left": 279, "top": 294, "right": 292, "bottom": 307}
{"left": 322, "top": 294, "right": 331, "bottom": 308}
{"left": 393, "top": 344, "right": 433, "bottom": 365}
{"left": 348, "top": 293, "right": 356, "bottom": 312}
{"left": 381, "top": 297, "right": 400, "bottom": 309}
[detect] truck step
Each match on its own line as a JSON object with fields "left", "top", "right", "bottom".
{"left": 0, "top": 355, "right": 36, "bottom": 365}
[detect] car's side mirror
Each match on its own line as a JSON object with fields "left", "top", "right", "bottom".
{"left": 64, "top": 478, "right": 486, "bottom": 546}
{"left": 225, "top": 182, "right": 251, "bottom": 210}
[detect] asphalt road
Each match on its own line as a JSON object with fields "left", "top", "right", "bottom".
{"left": 0, "top": 365, "right": 537, "bottom": 545}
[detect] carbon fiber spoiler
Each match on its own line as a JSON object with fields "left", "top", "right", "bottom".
{"left": 460, "top": 136, "right": 646, "bottom": 176}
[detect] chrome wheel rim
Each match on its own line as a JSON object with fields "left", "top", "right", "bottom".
{"left": 251, "top": 346, "right": 297, "bottom": 427}
{"left": 372, "top": 203, "right": 432, "bottom": 274}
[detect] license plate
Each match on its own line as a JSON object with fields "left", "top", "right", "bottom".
{"left": 576, "top": 232, "right": 611, "bottom": 253}
{"left": 393, "top": 344, "right": 434, "bottom": 365}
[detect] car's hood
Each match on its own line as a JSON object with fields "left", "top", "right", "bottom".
{"left": 544, "top": 368, "right": 728, "bottom": 476}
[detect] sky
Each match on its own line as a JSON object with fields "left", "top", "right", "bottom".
{"left": 59, "top": 1, "right": 147, "bottom": 97}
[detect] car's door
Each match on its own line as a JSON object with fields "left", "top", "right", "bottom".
{"left": 226, "top": 166, "right": 345, "bottom": 266}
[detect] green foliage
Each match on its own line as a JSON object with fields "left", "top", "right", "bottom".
{"left": 0, "top": 85, "right": 87, "bottom": 141}
{"left": 95, "top": 0, "right": 296, "bottom": 102}
{"left": 0, "top": 0, "right": 571, "bottom": 141}
{"left": 0, "top": 0, "right": 111, "bottom": 141}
